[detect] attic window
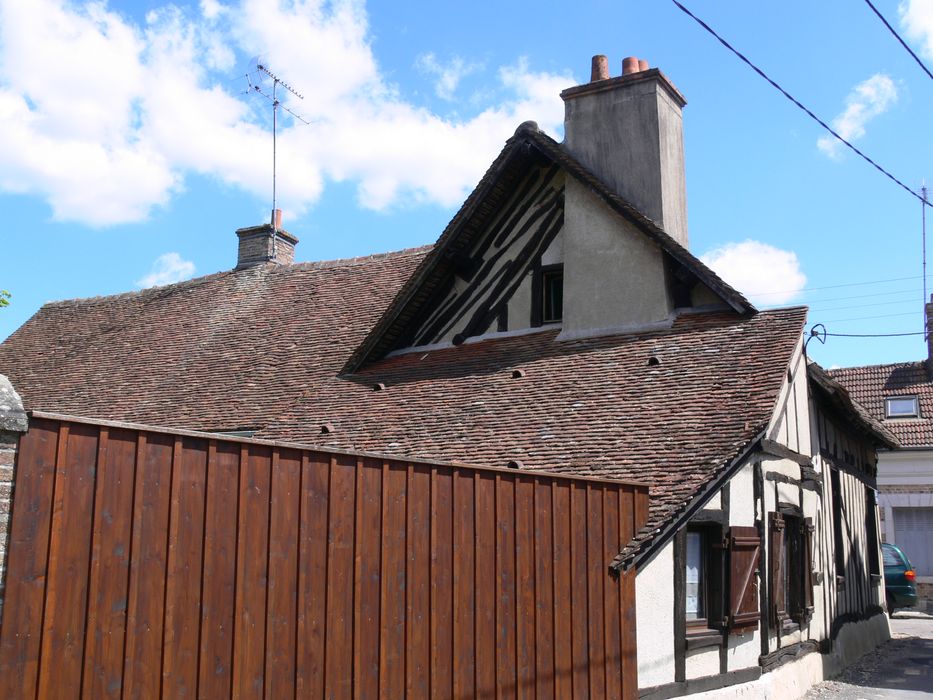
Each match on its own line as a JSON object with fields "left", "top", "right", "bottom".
{"left": 541, "top": 265, "right": 563, "bottom": 324}
{"left": 885, "top": 396, "right": 919, "bottom": 418}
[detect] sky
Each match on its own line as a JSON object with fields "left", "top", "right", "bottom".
{"left": 1, "top": 0, "right": 933, "bottom": 372}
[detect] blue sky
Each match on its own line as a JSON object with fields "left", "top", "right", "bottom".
{"left": 1, "top": 0, "right": 933, "bottom": 371}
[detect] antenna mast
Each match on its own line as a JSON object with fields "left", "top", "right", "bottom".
{"left": 924, "top": 183, "right": 929, "bottom": 341}
{"left": 246, "top": 62, "right": 309, "bottom": 258}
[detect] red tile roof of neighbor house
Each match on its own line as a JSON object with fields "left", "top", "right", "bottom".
{"left": 829, "top": 362, "right": 933, "bottom": 447}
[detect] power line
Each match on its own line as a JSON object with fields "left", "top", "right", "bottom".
{"left": 748, "top": 274, "right": 926, "bottom": 297}
{"left": 824, "top": 330, "right": 925, "bottom": 338}
{"left": 670, "top": 0, "right": 930, "bottom": 208}
{"left": 759, "top": 286, "right": 923, "bottom": 309}
{"left": 864, "top": 0, "right": 933, "bottom": 83}
{"left": 818, "top": 311, "right": 917, "bottom": 323}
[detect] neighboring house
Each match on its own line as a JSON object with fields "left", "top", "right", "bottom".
{"left": 0, "top": 55, "right": 896, "bottom": 698}
{"left": 829, "top": 301, "right": 933, "bottom": 611}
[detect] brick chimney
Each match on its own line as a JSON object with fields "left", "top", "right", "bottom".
{"left": 236, "top": 209, "right": 299, "bottom": 269}
{"left": 561, "top": 55, "right": 688, "bottom": 247}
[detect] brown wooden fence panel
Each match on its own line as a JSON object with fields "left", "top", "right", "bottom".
{"left": 0, "top": 414, "right": 649, "bottom": 699}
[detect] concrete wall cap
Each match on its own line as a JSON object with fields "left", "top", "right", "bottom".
{"left": 0, "top": 375, "right": 27, "bottom": 433}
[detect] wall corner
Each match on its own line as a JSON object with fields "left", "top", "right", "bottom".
{"left": 0, "top": 374, "right": 27, "bottom": 626}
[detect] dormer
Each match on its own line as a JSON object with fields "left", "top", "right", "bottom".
{"left": 343, "top": 56, "right": 754, "bottom": 373}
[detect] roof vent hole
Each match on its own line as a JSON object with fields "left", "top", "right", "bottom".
{"left": 320, "top": 423, "right": 335, "bottom": 434}
{"left": 511, "top": 369, "right": 526, "bottom": 379}
{"left": 507, "top": 460, "right": 524, "bottom": 469}
{"left": 647, "top": 356, "right": 661, "bottom": 367}
{"left": 373, "top": 382, "right": 386, "bottom": 391}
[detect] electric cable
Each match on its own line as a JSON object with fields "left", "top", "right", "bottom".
{"left": 864, "top": 0, "right": 933, "bottom": 83}
{"left": 671, "top": 0, "right": 930, "bottom": 208}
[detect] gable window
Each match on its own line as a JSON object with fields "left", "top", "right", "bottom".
{"left": 770, "top": 511, "right": 815, "bottom": 628}
{"left": 885, "top": 396, "right": 919, "bottom": 418}
{"left": 541, "top": 265, "right": 563, "bottom": 323}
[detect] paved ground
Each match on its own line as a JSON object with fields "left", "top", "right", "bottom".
{"left": 805, "top": 612, "right": 933, "bottom": 699}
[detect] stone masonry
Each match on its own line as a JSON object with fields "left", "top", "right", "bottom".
{"left": 0, "top": 374, "right": 27, "bottom": 625}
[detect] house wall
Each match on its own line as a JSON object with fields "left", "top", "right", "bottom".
{"left": 561, "top": 178, "right": 674, "bottom": 339}
{"left": 0, "top": 375, "right": 27, "bottom": 626}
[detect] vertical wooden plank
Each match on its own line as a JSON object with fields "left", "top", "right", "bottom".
{"left": 515, "top": 476, "right": 536, "bottom": 699}
{"left": 431, "top": 467, "right": 454, "bottom": 699}
{"left": 162, "top": 437, "right": 208, "bottom": 698}
{"left": 232, "top": 445, "right": 271, "bottom": 699}
{"left": 353, "top": 458, "right": 364, "bottom": 700}
{"left": 634, "top": 489, "right": 649, "bottom": 532}
{"left": 198, "top": 442, "right": 240, "bottom": 699}
{"left": 603, "top": 489, "right": 622, "bottom": 700}
{"left": 379, "top": 461, "right": 406, "bottom": 699}
{"left": 534, "top": 478, "right": 555, "bottom": 700}
{"left": 356, "top": 458, "right": 383, "bottom": 699}
{"left": 452, "top": 470, "right": 475, "bottom": 699}
{"left": 405, "top": 465, "right": 431, "bottom": 700}
{"left": 570, "top": 483, "right": 590, "bottom": 699}
{"left": 324, "top": 454, "right": 356, "bottom": 700}
{"left": 123, "top": 432, "right": 174, "bottom": 699}
{"left": 587, "top": 485, "right": 606, "bottom": 700}
{"left": 0, "top": 419, "right": 60, "bottom": 700}
{"left": 264, "top": 448, "right": 301, "bottom": 700}
{"left": 82, "top": 428, "right": 138, "bottom": 699}
{"left": 296, "top": 453, "right": 330, "bottom": 697}
{"left": 474, "top": 473, "right": 496, "bottom": 699}
{"left": 496, "top": 475, "right": 517, "bottom": 699}
{"left": 36, "top": 421, "right": 99, "bottom": 698}
{"left": 618, "top": 487, "right": 637, "bottom": 700}
{"left": 552, "top": 482, "right": 573, "bottom": 700}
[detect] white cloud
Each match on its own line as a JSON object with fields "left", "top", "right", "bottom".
{"left": 900, "top": 0, "right": 933, "bottom": 59}
{"left": 416, "top": 53, "right": 481, "bottom": 100}
{"left": 817, "top": 74, "right": 897, "bottom": 159}
{"left": 136, "top": 252, "right": 196, "bottom": 288}
{"left": 0, "top": 0, "right": 574, "bottom": 226}
{"left": 700, "top": 240, "right": 807, "bottom": 306}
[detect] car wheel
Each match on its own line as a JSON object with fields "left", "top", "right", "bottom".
{"left": 887, "top": 593, "right": 896, "bottom": 617}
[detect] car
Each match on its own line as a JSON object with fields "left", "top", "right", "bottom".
{"left": 883, "top": 542, "right": 919, "bottom": 614}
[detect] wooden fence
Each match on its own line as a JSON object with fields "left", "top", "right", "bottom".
{"left": 0, "top": 413, "right": 649, "bottom": 699}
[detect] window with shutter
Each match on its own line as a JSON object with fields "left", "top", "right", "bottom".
{"left": 728, "top": 525, "right": 761, "bottom": 633}
{"left": 799, "top": 517, "right": 815, "bottom": 625}
{"left": 770, "top": 512, "right": 787, "bottom": 626}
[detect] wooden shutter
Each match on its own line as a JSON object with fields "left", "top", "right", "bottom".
{"left": 728, "top": 525, "right": 761, "bottom": 632}
{"left": 770, "top": 512, "right": 787, "bottom": 626}
{"left": 799, "top": 517, "right": 815, "bottom": 624}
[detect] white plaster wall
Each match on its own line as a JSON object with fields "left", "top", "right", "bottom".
{"left": 765, "top": 340, "right": 808, "bottom": 452}
{"left": 725, "top": 630, "right": 760, "bottom": 672}
{"left": 685, "top": 647, "right": 719, "bottom": 679}
{"left": 729, "top": 463, "right": 755, "bottom": 527}
{"left": 636, "top": 540, "right": 676, "bottom": 688}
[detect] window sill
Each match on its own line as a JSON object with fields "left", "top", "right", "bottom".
{"left": 685, "top": 627, "right": 724, "bottom": 650}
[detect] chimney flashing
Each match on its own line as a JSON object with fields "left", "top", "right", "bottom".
{"left": 560, "top": 68, "right": 687, "bottom": 108}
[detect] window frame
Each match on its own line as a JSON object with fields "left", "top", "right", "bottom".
{"left": 539, "top": 263, "right": 564, "bottom": 325}
{"left": 885, "top": 396, "right": 920, "bottom": 419}
{"left": 770, "top": 509, "right": 814, "bottom": 631}
{"left": 682, "top": 523, "right": 727, "bottom": 649}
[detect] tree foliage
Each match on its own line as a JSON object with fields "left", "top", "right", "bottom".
{"left": 0, "top": 290, "right": 9, "bottom": 308}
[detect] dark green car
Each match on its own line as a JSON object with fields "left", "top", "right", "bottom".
{"left": 883, "top": 543, "right": 919, "bottom": 614}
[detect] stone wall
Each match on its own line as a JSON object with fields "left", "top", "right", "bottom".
{"left": 0, "top": 375, "right": 27, "bottom": 624}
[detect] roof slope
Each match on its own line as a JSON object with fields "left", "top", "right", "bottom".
{"left": 345, "top": 123, "right": 754, "bottom": 372}
{"left": 808, "top": 362, "right": 898, "bottom": 448}
{"left": 0, "top": 248, "right": 429, "bottom": 431}
{"left": 829, "top": 361, "right": 933, "bottom": 447}
{"left": 261, "top": 306, "right": 808, "bottom": 531}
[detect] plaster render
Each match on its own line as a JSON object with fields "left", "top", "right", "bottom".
{"left": 636, "top": 540, "right": 676, "bottom": 688}
{"left": 685, "top": 646, "right": 719, "bottom": 680}
{"left": 562, "top": 178, "right": 672, "bottom": 336}
{"left": 729, "top": 463, "right": 756, "bottom": 526}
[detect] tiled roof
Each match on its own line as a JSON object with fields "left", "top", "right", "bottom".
{"left": 260, "top": 307, "right": 808, "bottom": 532}
{"left": 0, "top": 247, "right": 430, "bottom": 432}
{"left": 829, "top": 361, "right": 933, "bottom": 447}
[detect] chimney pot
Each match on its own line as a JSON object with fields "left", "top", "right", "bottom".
{"left": 591, "top": 55, "right": 610, "bottom": 82}
{"left": 622, "top": 56, "right": 640, "bottom": 75}
{"left": 638, "top": 59, "right": 649, "bottom": 72}
{"left": 273, "top": 208, "right": 283, "bottom": 229}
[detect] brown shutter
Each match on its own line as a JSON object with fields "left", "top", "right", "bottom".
{"left": 728, "top": 525, "right": 761, "bottom": 632}
{"left": 770, "top": 512, "right": 787, "bottom": 626}
{"left": 799, "top": 517, "right": 815, "bottom": 624}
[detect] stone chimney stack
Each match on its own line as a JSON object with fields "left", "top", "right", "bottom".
{"left": 235, "top": 209, "right": 299, "bottom": 269}
{"left": 561, "top": 55, "right": 689, "bottom": 247}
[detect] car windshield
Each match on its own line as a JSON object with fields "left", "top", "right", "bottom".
{"left": 883, "top": 545, "right": 904, "bottom": 567}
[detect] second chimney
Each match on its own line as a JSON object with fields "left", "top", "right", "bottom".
{"left": 235, "top": 210, "right": 299, "bottom": 269}
{"left": 561, "top": 56, "right": 689, "bottom": 248}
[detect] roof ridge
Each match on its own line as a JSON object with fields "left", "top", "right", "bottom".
{"left": 38, "top": 245, "right": 435, "bottom": 310}
{"left": 828, "top": 359, "right": 926, "bottom": 372}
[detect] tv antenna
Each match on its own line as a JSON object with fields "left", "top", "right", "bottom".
{"left": 245, "top": 60, "right": 310, "bottom": 257}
